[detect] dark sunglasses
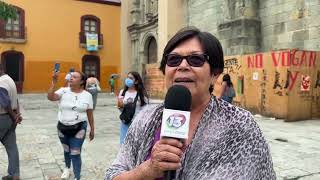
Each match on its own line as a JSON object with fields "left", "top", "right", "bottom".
{"left": 165, "top": 53, "right": 209, "bottom": 67}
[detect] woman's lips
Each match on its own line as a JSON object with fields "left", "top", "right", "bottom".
{"left": 174, "top": 77, "right": 194, "bottom": 83}
{"left": 173, "top": 78, "right": 195, "bottom": 87}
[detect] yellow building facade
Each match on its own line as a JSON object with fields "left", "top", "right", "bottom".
{"left": 0, "top": 0, "right": 121, "bottom": 93}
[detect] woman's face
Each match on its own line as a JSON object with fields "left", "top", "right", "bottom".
{"left": 70, "top": 72, "right": 83, "bottom": 87}
{"left": 127, "top": 73, "right": 136, "bottom": 82}
{"left": 126, "top": 73, "right": 137, "bottom": 88}
{"left": 164, "top": 37, "right": 213, "bottom": 99}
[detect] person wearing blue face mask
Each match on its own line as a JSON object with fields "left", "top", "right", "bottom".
{"left": 117, "top": 71, "right": 149, "bottom": 145}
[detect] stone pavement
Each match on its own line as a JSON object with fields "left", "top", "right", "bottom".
{"left": 0, "top": 93, "right": 320, "bottom": 180}
{"left": 255, "top": 115, "right": 320, "bottom": 180}
{"left": 0, "top": 93, "right": 119, "bottom": 180}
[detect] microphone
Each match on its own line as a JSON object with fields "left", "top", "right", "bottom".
{"left": 160, "top": 85, "right": 192, "bottom": 180}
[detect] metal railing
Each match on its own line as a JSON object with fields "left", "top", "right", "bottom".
{"left": 0, "top": 25, "right": 26, "bottom": 40}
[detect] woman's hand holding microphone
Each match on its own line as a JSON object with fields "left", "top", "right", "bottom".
{"left": 144, "top": 138, "right": 184, "bottom": 179}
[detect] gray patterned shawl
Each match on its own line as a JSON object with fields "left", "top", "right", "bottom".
{"left": 105, "top": 96, "right": 276, "bottom": 180}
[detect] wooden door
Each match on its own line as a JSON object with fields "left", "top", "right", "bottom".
{"left": 82, "top": 55, "right": 100, "bottom": 80}
{"left": 1, "top": 51, "right": 24, "bottom": 93}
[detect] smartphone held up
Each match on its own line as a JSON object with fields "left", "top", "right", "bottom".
{"left": 54, "top": 62, "right": 60, "bottom": 73}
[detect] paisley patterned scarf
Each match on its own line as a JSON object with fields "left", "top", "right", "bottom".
{"left": 106, "top": 96, "right": 276, "bottom": 180}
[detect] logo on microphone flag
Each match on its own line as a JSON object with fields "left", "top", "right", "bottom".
{"left": 166, "top": 113, "right": 186, "bottom": 128}
{"left": 161, "top": 109, "right": 190, "bottom": 139}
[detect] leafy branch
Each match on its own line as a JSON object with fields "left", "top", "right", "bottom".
{"left": 0, "top": 1, "right": 17, "bottom": 21}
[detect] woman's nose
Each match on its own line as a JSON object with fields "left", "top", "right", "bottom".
{"left": 177, "top": 59, "right": 191, "bottom": 71}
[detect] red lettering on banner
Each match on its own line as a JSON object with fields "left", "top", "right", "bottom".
{"left": 300, "top": 51, "right": 307, "bottom": 67}
{"left": 272, "top": 50, "right": 317, "bottom": 67}
{"left": 291, "top": 50, "right": 300, "bottom": 66}
{"left": 288, "top": 72, "right": 299, "bottom": 91}
{"left": 256, "top": 53, "right": 263, "bottom": 68}
{"left": 272, "top": 52, "right": 281, "bottom": 67}
{"left": 282, "top": 51, "right": 291, "bottom": 66}
{"left": 247, "top": 56, "right": 255, "bottom": 68}
{"left": 247, "top": 53, "right": 263, "bottom": 68}
{"left": 309, "top": 52, "right": 316, "bottom": 67}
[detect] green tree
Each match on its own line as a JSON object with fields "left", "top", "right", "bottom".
{"left": 0, "top": 1, "right": 17, "bottom": 21}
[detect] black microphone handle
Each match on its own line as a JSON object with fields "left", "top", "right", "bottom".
{"left": 164, "top": 170, "right": 176, "bottom": 180}
{"left": 163, "top": 137, "right": 184, "bottom": 180}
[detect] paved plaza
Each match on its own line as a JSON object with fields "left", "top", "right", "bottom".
{"left": 1, "top": 93, "right": 320, "bottom": 180}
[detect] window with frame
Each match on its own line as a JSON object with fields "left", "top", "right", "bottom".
{"left": 81, "top": 15, "right": 100, "bottom": 34}
{"left": 0, "top": 6, "right": 25, "bottom": 39}
{"left": 80, "top": 15, "right": 102, "bottom": 46}
{"left": 84, "top": 19, "right": 97, "bottom": 34}
{"left": 5, "top": 13, "right": 21, "bottom": 38}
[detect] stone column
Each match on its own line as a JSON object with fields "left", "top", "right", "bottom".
{"left": 131, "top": 39, "right": 139, "bottom": 71}
{"left": 131, "top": 0, "right": 141, "bottom": 24}
{"left": 218, "top": 0, "right": 261, "bottom": 55}
{"left": 158, "top": 0, "right": 187, "bottom": 62}
{"left": 121, "top": 0, "right": 132, "bottom": 77}
{"left": 153, "top": 0, "right": 158, "bottom": 15}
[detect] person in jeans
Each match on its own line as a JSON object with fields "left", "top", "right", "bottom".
{"left": 117, "top": 71, "right": 148, "bottom": 145}
{"left": 0, "top": 63, "right": 22, "bottom": 180}
{"left": 48, "top": 70, "right": 95, "bottom": 180}
{"left": 86, "top": 74, "right": 101, "bottom": 110}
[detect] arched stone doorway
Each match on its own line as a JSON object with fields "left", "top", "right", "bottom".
{"left": 147, "top": 37, "right": 157, "bottom": 64}
{"left": 82, "top": 55, "right": 100, "bottom": 80}
{"left": 1, "top": 51, "right": 24, "bottom": 93}
{"left": 142, "top": 36, "right": 158, "bottom": 94}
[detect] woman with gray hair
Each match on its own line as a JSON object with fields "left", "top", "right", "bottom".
{"left": 105, "top": 27, "right": 275, "bottom": 180}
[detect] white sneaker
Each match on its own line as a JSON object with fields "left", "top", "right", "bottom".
{"left": 61, "top": 168, "right": 70, "bottom": 179}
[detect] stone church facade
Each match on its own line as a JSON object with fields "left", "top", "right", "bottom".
{"left": 121, "top": 0, "right": 161, "bottom": 96}
{"left": 121, "top": 0, "right": 320, "bottom": 120}
{"left": 123, "top": 0, "right": 320, "bottom": 69}
{"left": 188, "top": 0, "right": 320, "bottom": 55}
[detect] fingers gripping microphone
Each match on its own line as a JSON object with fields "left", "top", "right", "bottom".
{"left": 161, "top": 85, "right": 192, "bottom": 180}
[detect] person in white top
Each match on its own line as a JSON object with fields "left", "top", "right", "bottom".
{"left": 86, "top": 74, "right": 101, "bottom": 110}
{"left": 117, "top": 71, "right": 148, "bottom": 145}
{"left": 0, "top": 63, "right": 22, "bottom": 180}
{"left": 47, "top": 70, "right": 94, "bottom": 180}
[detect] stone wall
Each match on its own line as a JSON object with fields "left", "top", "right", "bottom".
{"left": 187, "top": 0, "right": 320, "bottom": 55}
{"left": 187, "top": 0, "right": 222, "bottom": 36}
{"left": 188, "top": 0, "right": 262, "bottom": 55}
{"left": 260, "top": 0, "right": 320, "bottom": 52}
